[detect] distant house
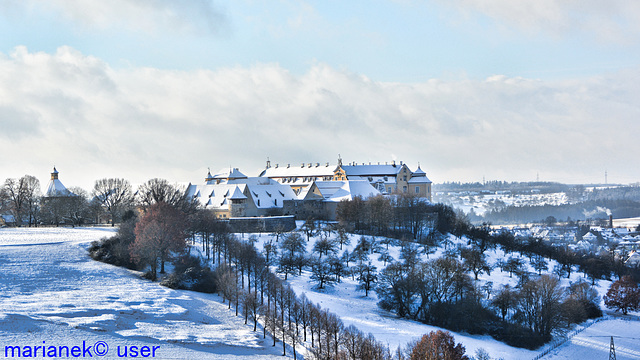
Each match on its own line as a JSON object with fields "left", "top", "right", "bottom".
{"left": 582, "top": 232, "right": 598, "bottom": 243}
{"left": 626, "top": 251, "right": 640, "bottom": 268}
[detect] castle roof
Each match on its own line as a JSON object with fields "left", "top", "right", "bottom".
{"left": 45, "top": 167, "right": 73, "bottom": 197}
{"left": 260, "top": 163, "right": 335, "bottom": 178}
{"left": 314, "top": 180, "right": 380, "bottom": 202}
{"left": 340, "top": 163, "right": 406, "bottom": 177}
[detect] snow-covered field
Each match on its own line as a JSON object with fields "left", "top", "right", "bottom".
{"left": 544, "top": 319, "right": 640, "bottom": 360}
{"left": 436, "top": 192, "right": 569, "bottom": 216}
{"left": 0, "top": 227, "right": 287, "bottom": 359}
{"left": 2, "top": 226, "right": 638, "bottom": 360}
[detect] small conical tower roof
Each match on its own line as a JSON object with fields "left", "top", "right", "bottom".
{"left": 45, "top": 167, "right": 73, "bottom": 197}
{"left": 205, "top": 168, "right": 215, "bottom": 184}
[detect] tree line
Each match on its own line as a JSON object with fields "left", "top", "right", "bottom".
{"left": 478, "top": 200, "right": 640, "bottom": 225}
{"left": 0, "top": 175, "right": 195, "bottom": 227}
{"left": 335, "top": 194, "right": 467, "bottom": 241}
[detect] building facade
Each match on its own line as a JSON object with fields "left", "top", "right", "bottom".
{"left": 260, "top": 158, "right": 432, "bottom": 201}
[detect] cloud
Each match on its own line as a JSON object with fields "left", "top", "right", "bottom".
{"left": 1, "top": 46, "right": 639, "bottom": 191}
{"left": 441, "top": 0, "right": 640, "bottom": 42}
{"left": 8, "top": 0, "right": 227, "bottom": 35}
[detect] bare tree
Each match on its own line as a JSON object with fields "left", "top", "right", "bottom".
{"left": 92, "top": 178, "right": 134, "bottom": 226}
{"left": 336, "top": 225, "right": 351, "bottom": 250}
{"left": 130, "top": 202, "right": 188, "bottom": 280}
{"left": 460, "top": 247, "right": 491, "bottom": 280}
{"left": 136, "top": 178, "right": 194, "bottom": 213}
{"left": 3, "top": 175, "right": 41, "bottom": 226}
{"left": 356, "top": 262, "right": 378, "bottom": 296}
{"left": 241, "top": 290, "right": 260, "bottom": 330}
{"left": 22, "top": 175, "right": 41, "bottom": 227}
{"left": 516, "top": 275, "right": 566, "bottom": 339}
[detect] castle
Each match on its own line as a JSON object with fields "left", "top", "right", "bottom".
{"left": 260, "top": 158, "right": 431, "bottom": 200}
{"left": 186, "top": 158, "right": 431, "bottom": 220}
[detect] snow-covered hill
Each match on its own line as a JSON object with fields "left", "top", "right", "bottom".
{"left": 241, "top": 223, "right": 639, "bottom": 360}
{"left": 2, "top": 226, "right": 638, "bottom": 360}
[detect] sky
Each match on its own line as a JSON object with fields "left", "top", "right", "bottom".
{"left": 1, "top": 0, "right": 640, "bottom": 192}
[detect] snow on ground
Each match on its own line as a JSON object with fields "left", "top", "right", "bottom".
{"left": 437, "top": 192, "right": 569, "bottom": 216}
{"left": 237, "top": 222, "right": 639, "bottom": 360}
{"left": 543, "top": 319, "right": 640, "bottom": 360}
{"left": 3, "top": 225, "right": 635, "bottom": 360}
{"left": 244, "top": 229, "right": 540, "bottom": 360}
{"left": 0, "top": 227, "right": 289, "bottom": 359}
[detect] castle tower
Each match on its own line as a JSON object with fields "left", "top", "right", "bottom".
{"left": 45, "top": 167, "right": 72, "bottom": 197}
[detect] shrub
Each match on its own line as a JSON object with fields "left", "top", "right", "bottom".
{"left": 88, "top": 236, "right": 139, "bottom": 270}
{"left": 160, "top": 254, "right": 217, "bottom": 293}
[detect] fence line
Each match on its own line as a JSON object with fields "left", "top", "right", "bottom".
{"left": 531, "top": 317, "right": 608, "bottom": 360}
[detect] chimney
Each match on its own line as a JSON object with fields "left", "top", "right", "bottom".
{"left": 609, "top": 215, "right": 613, "bottom": 228}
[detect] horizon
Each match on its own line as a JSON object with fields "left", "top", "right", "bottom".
{"left": 23, "top": 163, "right": 631, "bottom": 197}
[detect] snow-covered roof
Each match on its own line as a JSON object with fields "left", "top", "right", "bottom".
{"left": 408, "top": 165, "right": 432, "bottom": 183}
{"left": 208, "top": 167, "right": 248, "bottom": 183}
{"left": 45, "top": 167, "right": 73, "bottom": 197}
{"left": 229, "top": 187, "right": 247, "bottom": 200}
{"left": 260, "top": 163, "right": 335, "bottom": 179}
{"left": 341, "top": 164, "right": 406, "bottom": 177}
{"left": 187, "top": 176, "right": 298, "bottom": 211}
{"left": 314, "top": 180, "right": 381, "bottom": 202}
{"left": 408, "top": 176, "right": 432, "bottom": 184}
{"left": 626, "top": 251, "right": 640, "bottom": 265}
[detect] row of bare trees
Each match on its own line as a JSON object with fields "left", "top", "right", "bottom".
{"left": 188, "top": 217, "right": 392, "bottom": 359}
{"left": 1, "top": 175, "right": 196, "bottom": 227}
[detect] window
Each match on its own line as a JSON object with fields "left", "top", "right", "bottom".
{"left": 387, "top": 186, "right": 392, "bottom": 193}
{"left": 403, "top": 176, "right": 407, "bottom": 181}
{"left": 415, "top": 186, "right": 420, "bottom": 193}
{"left": 403, "top": 186, "right": 407, "bottom": 193}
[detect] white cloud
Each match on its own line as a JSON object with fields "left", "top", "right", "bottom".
{"left": 1, "top": 46, "right": 639, "bottom": 191}
{"left": 10, "top": 0, "right": 226, "bottom": 35}
{"left": 442, "top": 0, "right": 640, "bottom": 42}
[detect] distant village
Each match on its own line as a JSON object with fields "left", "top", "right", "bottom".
{"left": 497, "top": 221, "right": 640, "bottom": 268}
